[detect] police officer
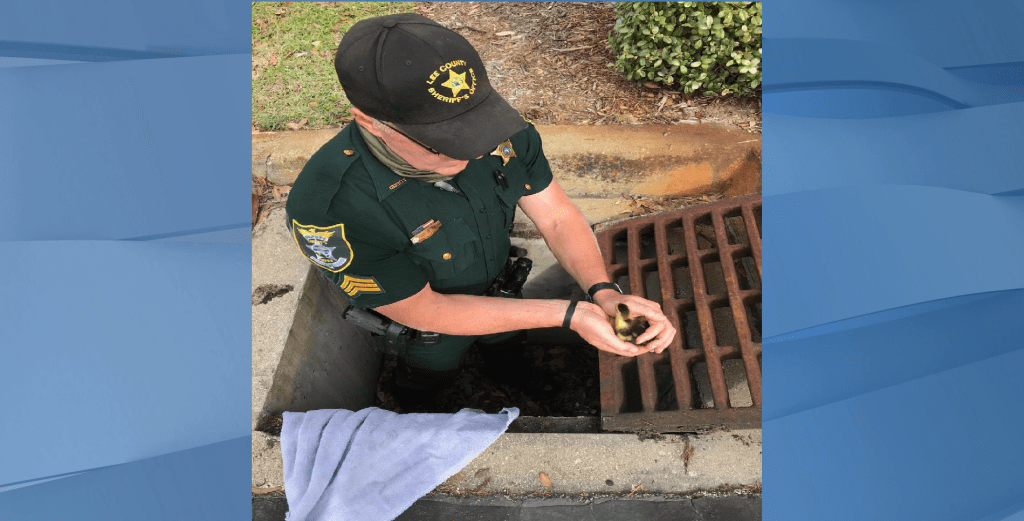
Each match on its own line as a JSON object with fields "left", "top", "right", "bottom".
{"left": 286, "top": 14, "right": 676, "bottom": 407}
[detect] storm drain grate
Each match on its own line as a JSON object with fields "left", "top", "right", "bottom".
{"left": 595, "top": 194, "right": 761, "bottom": 432}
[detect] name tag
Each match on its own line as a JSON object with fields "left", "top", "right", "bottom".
{"left": 410, "top": 219, "right": 442, "bottom": 244}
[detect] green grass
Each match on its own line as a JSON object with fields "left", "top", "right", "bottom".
{"left": 252, "top": 2, "right": 416, "bottom": 131}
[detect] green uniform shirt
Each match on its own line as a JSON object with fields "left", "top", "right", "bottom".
{"left": 285, "top": 121, "right": 554, "bottom": 309}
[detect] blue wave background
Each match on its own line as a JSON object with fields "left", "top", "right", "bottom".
{"left": 0, "top": 0, "right": 251, "bottom": 519}
{"left": 764, "top": 0, "right": 1024, "bottom": 520}
{"left": 2, "top": 0, "right": 1023, "bottom": 520}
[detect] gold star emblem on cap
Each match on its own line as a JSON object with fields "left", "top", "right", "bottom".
{"left": 490, "top": 140, "right": 516, "bottom": 166}
{"left": 441, "top": 70, "right": 470, "bottom": 97}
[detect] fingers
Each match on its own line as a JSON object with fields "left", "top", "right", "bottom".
{"left": 603, "top": 339, "right": 644, "bottom": 357}
{"left": 582, "top": 296, "right": 677, "bottom": 357}
{"left": 620, "top": 296, "right": 674, "bottom": 352}
{"left": 634, "top": 322, "right": 662, "bottom": 345}
{"left": 636, "top": 316, "right": 676, "bottom": 354}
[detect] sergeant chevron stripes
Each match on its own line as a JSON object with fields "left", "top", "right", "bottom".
{"left": 340, "top": 275, "right": 384, "bottom": 297}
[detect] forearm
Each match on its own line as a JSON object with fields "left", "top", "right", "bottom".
{"left": 376, "top": 289, "right": 570, "bottom": 336}
{"left": 538, "top": 204, "right": 611, "bottom": 292}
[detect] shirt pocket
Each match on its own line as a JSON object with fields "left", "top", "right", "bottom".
{"left": 406, "top": 217, "right": 478, "bottom": 280}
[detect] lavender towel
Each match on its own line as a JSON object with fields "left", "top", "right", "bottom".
{"left": 280, "top": 407, "right": 518, "bottom": 521}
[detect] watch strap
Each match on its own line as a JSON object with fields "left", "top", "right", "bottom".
{"left": 587, "top": 282, "right": 623, "bottom": 302}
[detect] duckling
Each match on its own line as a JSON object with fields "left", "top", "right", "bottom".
{"left": 613, "top": 303, "right": 650, "bottom": 345}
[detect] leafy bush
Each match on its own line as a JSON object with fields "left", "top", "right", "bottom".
{"left": 608, "top": 2, "right": 762, "bottom": 96}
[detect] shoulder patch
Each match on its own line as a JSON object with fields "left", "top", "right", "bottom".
{"left": 291, "top": 220, "right": 353, "bottom": 273}
{"left": 340, "top": 274, "right": 385, "bottom": 298}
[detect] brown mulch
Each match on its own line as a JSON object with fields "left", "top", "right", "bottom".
{"left": 417, "top": 2, "right": 761, "bottom": 130}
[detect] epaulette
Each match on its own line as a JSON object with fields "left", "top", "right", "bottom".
{"left": 299, "top": 128, "right": 364, "bottom": 214}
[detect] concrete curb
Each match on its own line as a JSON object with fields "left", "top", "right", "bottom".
{"left": 254, "top": 492, "right": 762, "bottom": 521}
{"left": 253, "top": 124, "right": 762, "bottom": 236}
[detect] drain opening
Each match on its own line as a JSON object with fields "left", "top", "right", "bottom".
{"left": 654, "top": 358, "right": 678, "bottom": 411}
{"left": 665, "top": 219, "right": 687, "bottom": 255}
{"left": 694, "top": 214, "right": 717, "bottom": 249}
{"left": 702, "top": 255, "right": 728, "bottom": 295}
{"left": 691, "top": 361, "right": 715, "bottom": 409}
{"left": 735, "top": 254, "right": 761, "bottom": 290}
{"left": 681, "top": 307, "right": 702, "bottom": 350}
{"left": 620, "top": 359, "right": 643, "bottom": 413}
{"left": 643, "top": 267, "right": 663, "bottom": 304}
{"left": 671, "top": 260, "right": 693, "bottom": 300}
{"left": 723, "top": 210, "right": 749, "bottom": 245}
{"left": 723, "top": 359, "right": 753, "bottom": 407}
{"left": 712, "top": 306, "right": 739, "bottom": 347}
{"left": 616, "top": 272, "right": 631, "bottom": 294}
{"left": 745, "top": 298, "right": 762, "bottom": 343}
{"left": 612, "top": 230, "right": 628, "bottom": 264}
{"left": 638, "top": 224, "right": 657, "bottom": 260}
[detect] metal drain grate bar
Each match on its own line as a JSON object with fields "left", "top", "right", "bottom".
{"left": 596, "top": 194, "right": 762, "bottom": 432}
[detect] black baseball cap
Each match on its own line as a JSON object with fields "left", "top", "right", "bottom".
{"left": 335, "top": 13, "right": 528, "bottom": 160}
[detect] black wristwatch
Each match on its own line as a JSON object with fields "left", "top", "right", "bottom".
{"left": 587, "top": 282, "right": 623, "bottom": 302}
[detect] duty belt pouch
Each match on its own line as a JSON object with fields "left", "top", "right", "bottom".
{"left": 371, "top": 335, "right": 408, "bottom": 358}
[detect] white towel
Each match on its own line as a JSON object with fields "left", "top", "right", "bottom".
{"left": 280, "top": 407, "right": 518, "bottom": 521}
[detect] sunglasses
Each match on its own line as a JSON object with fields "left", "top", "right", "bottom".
{"left": 382, "top": 123, "right": 442, "bottom": 155}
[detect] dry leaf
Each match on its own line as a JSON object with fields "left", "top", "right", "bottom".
{"left": 309, "top": 101, "right": 318, "bottom": 107}
{"left": 682, "top": 441, "right": 695, "bottom": 468}
{"left": 495, "top": 31, "right": 516, "bottom": 36}
{"left": 252, "top": 193, "right": 260, "bottom": 225}
{"left": 272, "top": 185, "right": 291, "bottom": 201}
{"left": 538, "top": 472, "right": 553, "bottom": 487}
{"left": 274, "top": 7, "right": 286, "bottom": 15}
{"left": 643, "top": 81, "right": 659, "bottom": 89}
{"left": 312, "top": 40, "right": 322, "bottom": 46}
{"left": 253, "top": 486, "right": 283, "bottom": 494}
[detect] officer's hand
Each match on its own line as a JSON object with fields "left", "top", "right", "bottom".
{"left": 569, "top": 301, "right": 647, "bottom": 357}
{"left": 594, "top": 293, "right": 677, "bottom": 355}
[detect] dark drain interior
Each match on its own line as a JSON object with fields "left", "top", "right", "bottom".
{"left": 596, "top": 194, "right": 762, "bottom": 432}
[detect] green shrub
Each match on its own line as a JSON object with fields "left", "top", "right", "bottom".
{"left": 608, "top": 2, "right": 762, "bottom": 96}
